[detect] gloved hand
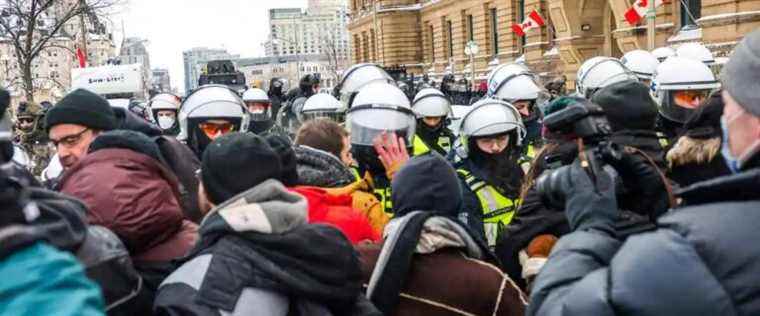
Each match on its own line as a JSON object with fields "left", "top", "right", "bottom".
{"left": 373, "top": 132, "right": 410, "bottom": 179}
{"left": 606, "top": 148, "right": 671, "bottom": 219}
{"left": 563, "top": 159, "right": 618, "bottom": 234}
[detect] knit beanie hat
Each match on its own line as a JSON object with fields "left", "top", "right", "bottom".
{"left": 265, "top": 133, "right": 299, "bottom": 186}
{"left": 721, "top": 29, "right": 760, "bottom": 117}
{"left": 201, "top": 132, "right": 282, "bottom": 205}
{"left": 591, "top": 80, "right": 658, "bottom": 131}
{"left": 45, "top": 89, "right": 117, "bottom": 131}
{"left": 391, "top": 153, "right": 462, "bottom": 216}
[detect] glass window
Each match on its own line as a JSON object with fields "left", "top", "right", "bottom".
{"left": 680, "top": 0, "right": 701, "bottom": 27}
{"left": 447, "top": 20, "right": 453, "bottom": 58}
{"left": 467, "top": 15, "right": 474, "bottom": 42}
{"left": 490, "top": 8, "right": 499, "bottom": 56}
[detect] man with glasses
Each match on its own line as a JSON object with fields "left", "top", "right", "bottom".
{"left": 45, "top": 89, "right": 117, "bottom": 171}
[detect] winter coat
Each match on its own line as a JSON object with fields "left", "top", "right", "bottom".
{"left": 28, "top": 187, "right": 153, "bottom": 315}
{"left": 667, "top": 135, "right": 731, "bottom": 187}
{"left": 291, "top": 186, "right": 380, "bottom": 244}
{"left": 527, "top": 165, "right": 760, "bottom": 316}
{"left": 59, "top": 131, "right": 198, "bottom": 283}
{"left": 154, "top": 179, "right": 381, "bottom": 316}
{"left": 154, "top": 135, "right": 203, "bottom": 223}
{"left": 358, "top": 214, "right": 528, "bottom": 316}
{"left": 0, "top": 241, "right": 105, "bottom": 316}
{"left": 295, "top": 145, "right": 390, "bottom": 232}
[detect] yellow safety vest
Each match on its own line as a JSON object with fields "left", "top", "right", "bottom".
{"left": 457, "top": 169, "right": 520, "bottom": 247}
{"left": 518, "top": 145, "right": 537, "bottom": 173}
{"left": 412, "top": 134, "right": 452, "bottom": 156}
{"left": 352, "top": 167, "right": 393, "bottom": 214}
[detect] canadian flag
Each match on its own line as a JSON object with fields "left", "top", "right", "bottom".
{"left": 76, "top": 47, "right": 87, "bottom": 68}
{"left": 512, "top": 10, "right": 546, "bottom": 37}
{"left": 624, "top": 0, "right": 663, "bottom": 25}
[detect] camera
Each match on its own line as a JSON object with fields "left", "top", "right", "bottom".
{"left": 535, "top": 98, "right": 622, "bottom": 209}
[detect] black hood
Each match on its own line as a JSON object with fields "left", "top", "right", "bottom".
{"left": 112, "top": 107, "right": 162, "bottom": 137}
{"left": 294, "top": 145, "right": 355, "bottom": 188}
{"left": 25, "top": 187, "right": 89, "bottom": 252}
{"left": 391, "top": 153, "right": 462, "bottom": 216}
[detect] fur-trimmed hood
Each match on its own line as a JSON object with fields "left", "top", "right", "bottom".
{"left": 667, "top": 135, "right": 721, "bottom": 168}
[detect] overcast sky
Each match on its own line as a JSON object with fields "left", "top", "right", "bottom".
{"left": 113, "top": 0, "right": 308, "bottom": 93}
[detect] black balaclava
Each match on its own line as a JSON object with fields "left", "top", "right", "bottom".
{"left": 416, "top": 118, "right": 444, "bottom": 142}
{"left": 248, "top": 115, "right": 275, "bottom": 135}
{"left": 468, "top": 131, "right": 522, "bottom": 197}
{"left": 187, "top": 117, "right": 242, "bottom": 157}
{"left": 352, "top": 145, "right": 386, "bottom": 178}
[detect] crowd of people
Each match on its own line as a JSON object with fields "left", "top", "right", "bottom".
{"left": 1, "top": 29, "right": 759, "bottom": 316}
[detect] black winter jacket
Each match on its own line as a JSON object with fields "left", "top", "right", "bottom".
{"left": 528, "top": 165, "right": 760, "bottom": 316}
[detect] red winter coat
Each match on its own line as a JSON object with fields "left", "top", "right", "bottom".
{"left": 59, "top": 148, "right": 198, "bottom": 262}
{"left": 291, "top": 186, "right": 380, "bottom": 244}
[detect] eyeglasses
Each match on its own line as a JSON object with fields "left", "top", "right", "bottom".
{"left": 199, "top": 122, "right": 235, "bottom": 139}
{"left": 51, "top": 128, "right": 90, "bottom": 148}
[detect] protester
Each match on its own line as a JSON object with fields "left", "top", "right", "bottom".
{"left": 154, "top": 132, "right": 380, "bottom": 315}
{"left": 294, "top": 118, "right": 390, "bottom": 232}
{"left": 359, "top": 154, "right": 527, "bottom": 315}
{"left": 527, "top": 30, "right": 760, "bottom": 315}
{"left": 265, "top": 133, "right": 380, "bottom": 243}
{"left": 58, "top": 130, "right": 198, "bottom": 291}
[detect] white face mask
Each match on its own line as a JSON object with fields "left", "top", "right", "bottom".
{"left": 158, "top": 116, "right": 176, "bottom": 130}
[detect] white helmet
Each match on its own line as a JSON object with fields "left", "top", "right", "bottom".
{"left": 486, "top": 63, "right": 530, "bottom": 91}
{"left": 178, "top": 85, "right": 250, "bottom": 153}
{"left": 334, "top": 63, "right": 394, "bottom": 107}
{"left": 241, "top": 88, "right": 271, "bottom": 122}
{"left": 460, "top": 98, "right": 526, "bottom": 147}
{"left": 412, "top": 88, "right": 451, "bottom": 118}
{"left": 149, "top": 93, "right": 181, "bottom": 131}
{"left": 346, "top": 81, "right": 416, "bottom": 147}
{"left": 653, "top": 57, "right": 720, "bottom": 123}
{"left": 621, "top": 50, "right": 660, "bottom": 81}
{"left": 576, "top": 57, "right": 638, "bottom": 98}
{"left": 651, "top": 47, "right": 676, "bottom": 63}
{"left": 676, "top": 42, "right": 715, "bottom": 65}
{"left": 300, "top": 93, "right": 345, "bottom": 123}
{"left": 487, "top": 63, "right": 549, "bottom": 117}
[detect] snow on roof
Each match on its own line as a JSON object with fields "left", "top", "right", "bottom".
{"left": 697, "top": 11, "right": 760, "bottom": 23}
{"left": 667, "top": 27, "right": 702, "bottom": 43}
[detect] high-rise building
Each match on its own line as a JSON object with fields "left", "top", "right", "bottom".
{"left": 182, "top": 47, "right": 240, "bottom": 93}
{"left": 264, "top": 1, "right": 350, "bottom": 61}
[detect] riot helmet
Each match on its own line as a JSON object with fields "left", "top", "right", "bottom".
{"left": 676, "top": 42, "right": 715, "bottom": 65}
{"left": 347, "top": 81, "right": 416, "bottom": 175}
{"left": 459, "top": 98, "right": 525, "bottom": 156}
{"left": 621, "top": 50, "right": 660, "bottom": 84}
{"left": 333, "top": 63, "right": 394, "bottom": 108}
{"left": 652, "top": 46, "right": 676, "bottom": 63}
{"left": 487, "top": 63, "right": 549, "bottom": 121}
{"left": 576, "top": 57, "right": 638, "bottom": 99}
{"left": 149, "top": 93, "right": 181, "bottom": 134}
{"left": 300, "top": 93, "right": 345, "bottom": 123}
{"left": 178, "top": 84, "right": 250, "bottom": 155}
{"left": 412, "top": 88, "right": 451, "bottom": 118}
{"left": 653, "top": 56, "right": 720, "bottom": 124}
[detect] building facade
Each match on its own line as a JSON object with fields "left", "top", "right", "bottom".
{"left": 236, "top": 54, "right": 340, "bottom": 91}
{"left": 264, "top": 2, "right": 351, "bottom": 60}
{"left": 348, "top": 0, "right": 760, "bottom": 88}
{"left": 182, "top": 47, "right": 240, "bottom": 93}
{"left": 151, "top": 68, "right": 172, "bottom": 94}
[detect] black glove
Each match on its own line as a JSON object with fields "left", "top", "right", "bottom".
{"left": 563, "top": 159, "right": 618, "bottom": 234}
{"left": 606, "top": 149, "right": 671, "bottom": 219}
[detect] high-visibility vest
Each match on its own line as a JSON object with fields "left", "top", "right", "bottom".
{"left": 412, "top": 134, "right": 452, "bottom": 156}
{"left": 352, "top": 167, "right": 393, "bottom": 214}
{"left": 518, "top": 144, "right": 537, "bottom": 173}
{"left": 457, "top": 168, "right": 520, "bottom": 246}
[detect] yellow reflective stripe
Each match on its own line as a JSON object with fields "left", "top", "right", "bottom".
{"left": 350, "top": 167, "right": 362, "bottom": 181}
{"left": 438, "top": 136, "right": 452, "bottom": 152}
{"left": 374, "top": 187, "right": 393, "bottom": 215}
{"left": 412, "top": 135, "right": 431, "bottom": 156}
{"left": 526, "top": 144, "right": 536, "bottom": 159}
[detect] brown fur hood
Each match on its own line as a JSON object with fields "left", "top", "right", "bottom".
{"left": 666, "top": 136, "right": 721, "bottom": 168}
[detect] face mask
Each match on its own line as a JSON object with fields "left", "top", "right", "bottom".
{"left": 158, "top": 116, "right": 175, "bottom": 130}
{"left": 721, "top": 112, "right": 760, "bottom": 173}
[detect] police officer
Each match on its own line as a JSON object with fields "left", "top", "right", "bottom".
{"left": 242, "top": 87, "right": 285, "bottom": 136}
{"left": 575, "top": 56, "right": 639, "bottom": 99}
{"left": 652, "top": 46, "right": 676, "bottom": 63}
{"left": 621, "top": 49, "right": 660, "bottom": 87}
{"left": 13, "top": 101, "right": 52, "bottom": 176}
{"left": 454, "top": 98, "right": 526, "bottom": 247}
{"left": 676, "top": 42, "right": 716, "bottom": 66}
{"left": 347, "top": 81, "right": 416, "bottom": 215}
{"left": 333, "top": 63, "right": 394, "bottom": 108}
{"left": 487, "top": 63, "right": 550, "bottom": 168}
{"left": 299, "top": 93, "right": 346, "bottom": 124}
{"left": 411, "top": 88, "right": 455, "bottom": 156}
{"left": 178, "top": 84, "right": 250, "bottom": 157}
{"left": 653, "top": 56, "right": 721, "bottom": 142}
{"left": 149, "top": 93, "right": 182, "bottom": 136}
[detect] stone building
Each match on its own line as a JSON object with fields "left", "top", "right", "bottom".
{"left": 348, "top": 0, "right": 760, "bottom": 88}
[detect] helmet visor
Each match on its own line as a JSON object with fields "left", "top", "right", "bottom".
{"left": 347, "top": 105, "right": 416, "bottom": 146}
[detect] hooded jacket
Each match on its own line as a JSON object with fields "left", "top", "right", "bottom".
{"left": 155, "top": 180, "right": 380, "bottom": 316}
{"left": 359, "top": 155, "right": 527, "bottom": 316}
{"left": 58, "top": 131, "right": 198, "bottom": 276}
{"left": 528, "top": 165, "right": 760, "bottom": 315}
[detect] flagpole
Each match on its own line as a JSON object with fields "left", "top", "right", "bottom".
{"left": 647, "top": 0, "right": 656, "bottom": 50}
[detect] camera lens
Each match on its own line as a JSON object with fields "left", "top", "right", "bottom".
{"left": 535, "top": 165, "right": 572, "bottom": 210}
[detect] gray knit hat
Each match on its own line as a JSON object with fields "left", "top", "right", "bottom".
{"left": 721, "top": 29, "right": 760, "bottom": 117}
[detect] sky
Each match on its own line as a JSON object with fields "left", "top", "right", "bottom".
{"left": 113, "top": 0, "right": 309, "bottom": 93}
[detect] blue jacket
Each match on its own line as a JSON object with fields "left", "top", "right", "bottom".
{"left": 0, "top": 241, "right": 104, "bottom": 316}
{"left": 528, "top": 168, "right": 760, "bottom": 316}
